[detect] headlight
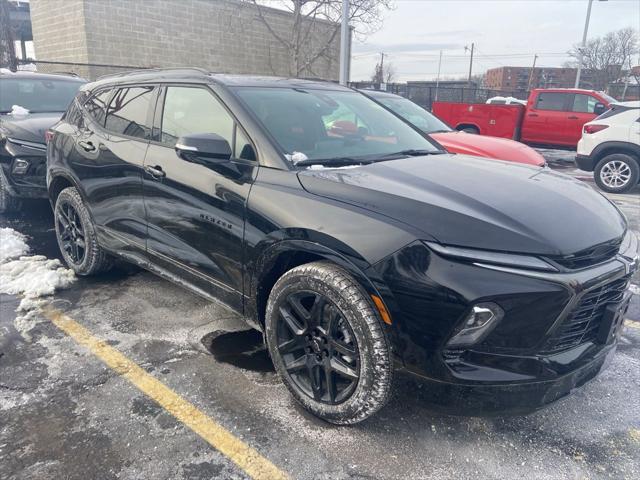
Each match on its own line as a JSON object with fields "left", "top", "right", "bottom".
{"left": 424, "top": 241, "right": 558, "bottom": 272}
{"left": 447, "top": 302, "right": 504, "bottom": 347}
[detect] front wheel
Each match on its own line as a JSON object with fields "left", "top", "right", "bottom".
{"left": 594, "top": 153, "right": 639, "bottom": 194}
{"left": 265, "top": 261, "right": 393, "bottom": 425}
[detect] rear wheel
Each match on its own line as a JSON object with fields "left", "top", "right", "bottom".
{"left": 594, "top": 153, "right": 639, "bottom": 194}
{"left": 265, "top": 261, "right": 393, "bottom": 425}
{"left": 54, "top": 187, "right": 112, "bottom": 275}
{"left": 0, "top": 169, "right": 20, "bottom": 213}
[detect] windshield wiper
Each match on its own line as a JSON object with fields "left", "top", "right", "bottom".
{"left": 369, "top": 149, "right": 446, "bottom": 162}
{"left": 295, "top": 157, "right": 374, "bottom": 167}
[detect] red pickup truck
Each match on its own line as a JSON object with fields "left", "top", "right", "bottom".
{"left": 432, "top": 88, "right": 615, "bottom": 149}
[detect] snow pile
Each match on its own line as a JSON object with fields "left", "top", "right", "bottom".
{"left": 285, "top": 151, "right": 308, "bottom": 164}
{"left": 0, "top": 227, "right": 29, "bottom": 262}
{"left": 0, "top": 228, "right": 76, "bottom": 334}
{"left": 9, "top": 105, "right": 30, "bottom": 116}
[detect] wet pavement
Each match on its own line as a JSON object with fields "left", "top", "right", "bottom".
{"left": 1, "top": 153, "right": 639, "bottom": 480}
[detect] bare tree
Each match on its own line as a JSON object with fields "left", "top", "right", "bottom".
{"left": 371, "top": 60, "right": 395, "bottom": 84}
{"left": 246, "top": 0, "right": 393, "bottom": 77}
{"left": 568, "top": 27, "right": 639, "bottom": 90}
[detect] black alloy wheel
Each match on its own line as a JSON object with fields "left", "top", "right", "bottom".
{"left": 276, "top": 290, "right": 360, "bottom": 405}
{"left": 56, "top": 200, "right": 86, "bottom": 264}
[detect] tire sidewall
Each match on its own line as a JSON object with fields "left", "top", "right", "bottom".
{"left": 594, "top": 153, "right": 639, "bottom": 194}
{"left": 265, "top": 262, "right": 391, "bottom": 424}
{"left": 54, "top": 187, "right": 103, "bottom": 275}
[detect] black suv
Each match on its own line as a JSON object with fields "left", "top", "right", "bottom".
{"left": 47, "top": 69, "right": 638, "bottom": 424}
{"left": 0, "top": 71, "right": 85, "bottom": 212}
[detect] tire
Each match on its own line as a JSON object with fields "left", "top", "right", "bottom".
{"left": 458, "top": 126, "right": 479, "bottom": 134}
{"left": 54, "top": 186, "right": 112, "bottom": 275}
{"left": 265, "top": 261, "right": 393, "bottom": 425}
{"left": 0, "top": 168, "right": 20, "bottom": 213}
{"left": 594, "top": 153, "right": 640, "bottom": 194}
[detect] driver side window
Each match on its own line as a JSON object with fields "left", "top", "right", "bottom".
{"left": 161, "top": 86, "right": 234, "bottom": 147}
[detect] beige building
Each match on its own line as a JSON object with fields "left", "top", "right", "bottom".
{"left": 29, "top": 0, "right": 345, "bottom": 80}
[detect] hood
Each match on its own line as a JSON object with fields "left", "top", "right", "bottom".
{"left": 298, "top": 155, "right": 625, "bottom": 256}
{"left": 431, "top": 131, "right": 545, "bottom": 167}
{"left": 0, "top": 112, "right": 63, "bottom": 144}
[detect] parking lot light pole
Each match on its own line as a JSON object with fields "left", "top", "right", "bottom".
{"left": 575, "top": 0, "right": 607, "bottom": 88}
{"left": 339, "top": 0, "right": 350, "bottom": 85}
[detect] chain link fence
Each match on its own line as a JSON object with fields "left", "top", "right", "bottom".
{"left": 13, "top": 59, "right": 151, "bottom": 81}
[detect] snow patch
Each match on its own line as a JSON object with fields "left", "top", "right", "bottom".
{"left": 9, "top": 104, "right": 30, "bottom": 116}
{"left": 630, "top": 283, "right": 640, "bottom": 296}
{"left": 284, "top": 151, "right": 308, "bottom": 164}
{"left": 0, "top": 227, "right": 29, "bottom": 262}
{"left": 0, "top": 228, "right": 76, "bottom": 340}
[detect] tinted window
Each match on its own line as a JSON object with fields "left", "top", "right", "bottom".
{"left": 84, "top": 89, "right": 111, "bottom": 125}
{"left": 234, "top": 125, "right": 255, "bottom": 161}
{"left": 105, "top": 87, "right": 154, "bottom": 139}
{"left": 161, "top": 87, "right": 234, "bottom": 147}
{"left": 535, "top": 93, "right": 569, "bottom": 111}
{"left": 572, "top": 94, "right": 598, "bottom": 113}
{"left": 64, "top": 100, "right": 84, "bottom": 128}
{"left": 0, "top": 77, "right": 84, "bottom": 113}
{"left": 235, "top": 87, "right": 438, "bottom": 163}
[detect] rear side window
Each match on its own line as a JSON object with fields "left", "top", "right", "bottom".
{"left": 572, "top": 94, "right": 598, "bottom": 113}
{"left": 105, "top": 86, "right": 154, "bottom": 139}
{"left": 84, "top": 89, "right": 111, "bottom": 125}
{"left": 535, "top": 93, "right": 569, "bottom": 111}
{"left": 64, "top": 99, "right": 84, "bottom": 128}
{"left": 595, "top": 104, "right": 638, "bottom": 121}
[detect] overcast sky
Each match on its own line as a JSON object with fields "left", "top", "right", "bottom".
{"left": 351, "top": 0, "right": 640, "bottom": 81}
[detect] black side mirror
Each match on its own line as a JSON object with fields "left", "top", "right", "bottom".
{"left": 175, "top": 133, "right": 232, "bottom": 164}
{"left": 594, "top": 102, "right": 606, "bottom": 116}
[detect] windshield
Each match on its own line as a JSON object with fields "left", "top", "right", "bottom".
{"left": 234, "top": 87, "right": 440, "bottom": 164}
{"left": 599, "top": 92, "right": 617, "bottom": 104}
{"left": 375, "top": 96, "right": 452, "bottom": 133}
{"left": 0, "top": 78, "right": 84, "bottom": 113}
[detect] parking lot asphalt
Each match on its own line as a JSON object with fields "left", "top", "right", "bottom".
{"left": 1, "top": 152, "right": 639, "bottom": 480}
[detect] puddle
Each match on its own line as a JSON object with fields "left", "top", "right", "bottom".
{"left": 201, "top": 329, "right": 275, "bottom": 373}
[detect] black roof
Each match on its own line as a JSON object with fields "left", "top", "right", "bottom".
{"left": 0, "top": 70, "right": 86, "bottom": 83}
{"left": 82, "top": 68, "right": 349, "bottom": 92}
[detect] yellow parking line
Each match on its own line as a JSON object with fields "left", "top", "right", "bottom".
{"left": 43, "top": 307, "right": 289, "bottom": 480}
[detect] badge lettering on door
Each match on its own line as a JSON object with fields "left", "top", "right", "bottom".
{"left": 200, "top": 213, "right": 232, "bottom": 230}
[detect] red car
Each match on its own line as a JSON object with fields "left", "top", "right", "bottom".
{"left": 361, "top": 89, "right": 545, "bottom": 166}
{"left": 432, "top": 88, "right": 614, "bottom": 149}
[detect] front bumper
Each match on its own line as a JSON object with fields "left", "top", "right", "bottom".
{"left": 576, "top": 153, "right": 596, "bottom": 172}
{"left": 372, "top": 240, "right": 638, "bottom": 410}
{"left": 1, "top": 138, "right": 48, "bottom": 198}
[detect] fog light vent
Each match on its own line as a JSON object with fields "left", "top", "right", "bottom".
{"left": 12, "top": 158, "right": 30, "bottom": 175}
{"left": 446, "top": 302, "right": 504, "bottom": 348}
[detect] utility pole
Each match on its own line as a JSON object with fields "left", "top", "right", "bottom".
{"left": 527, "top": 54, "right": 538, "bottom": 91}
{"left": 465, "top": 42, "right": 475, "bottom": 87}
{"left": 435, "top": 50, "right": 443, "bottom": 101}
{"left": 339, "top": 0, "right": 350, "bottom": 85}
{"left": 380, "top": 51, "right": 385, "bottom": 81}
{"left": 575, "top": 0, "right": 594, "bottom": 88}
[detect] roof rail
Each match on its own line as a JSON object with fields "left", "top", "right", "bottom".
{"left": 95, "top": 67, "right": 210, "bottom": 81}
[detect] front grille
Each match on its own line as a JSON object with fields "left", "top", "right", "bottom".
{"left": 541, "top": 275, "right": 631, "bottom": 354}
{"left": 549, "top": 239, "right": 621, "bottom": 270}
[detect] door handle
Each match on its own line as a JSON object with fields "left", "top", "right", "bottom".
{"left": 144, "top": 165, "right": 166, "bottom": 179}
{"left": 568, "top": 116, "right": 579, "bottom": 120}
{"left": 528, "top": 113, "right": 538, "bottom": 117}
{"left": 78, "top": 140, "right": 96, "bottom": 152}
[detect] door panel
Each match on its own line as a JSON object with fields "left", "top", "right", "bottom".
{"left": 568, "top": 94, "right": 600, "bottom": 146}
{"left": 143, "top": 85, "right": 258, "bottom": 312}
{"left": 70, "top": 87, "right": 152, "bottom": 255}
{"left": 521, "top": 92, "right": 571, "bottom": 145}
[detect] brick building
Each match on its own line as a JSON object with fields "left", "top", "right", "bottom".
{"left": 28, "top": 0, "right": 345, "bottom": 80}
{"left": 485, "top": 66, "right": 589, "bottom": 91}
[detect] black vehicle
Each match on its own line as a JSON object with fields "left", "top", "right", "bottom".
{"left": 47, "top": 69, "right": 638, "bottom": 424}
{"left": 0, "top": 71, "right": 85, "bottom": 212}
